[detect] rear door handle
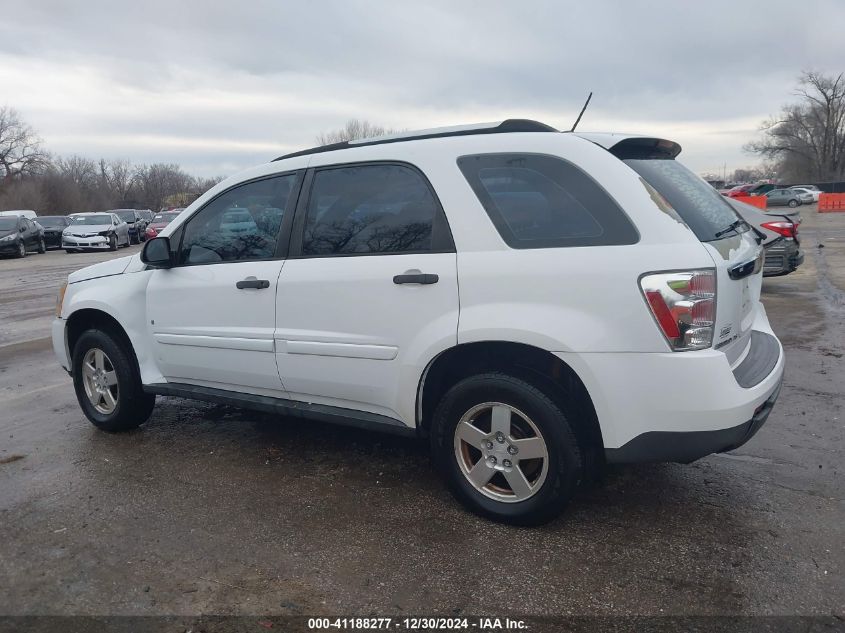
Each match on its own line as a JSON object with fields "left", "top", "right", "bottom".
{"left": 393, "top": 273, "right": 439, "bottom": 285}
{"left": 236, "top": 277, "right": 270, "bottom": 289}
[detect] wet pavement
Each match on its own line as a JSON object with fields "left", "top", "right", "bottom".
{"left": 0, "top": 212, "right": 842, "bottom": 617}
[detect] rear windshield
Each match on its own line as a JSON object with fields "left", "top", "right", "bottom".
{"left": 116, "top": 211, "right": 136, "bottom": 221}
{"left": 624, "top": 158, "right": 745, "bottom": 241}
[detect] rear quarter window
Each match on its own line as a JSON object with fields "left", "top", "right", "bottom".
{"left": 457, "top": 153, "right": 638, "bottom": 249}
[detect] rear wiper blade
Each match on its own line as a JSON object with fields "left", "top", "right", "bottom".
{"left": 714, "top": 219, "right": 745, "bottom": 238}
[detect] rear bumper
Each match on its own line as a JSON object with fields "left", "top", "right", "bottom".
{"left": 604, "top": 379, "right": 781, "bottom": 463}
{"left": 556, "top": 304, "right": 784, "bottom": 463}
{"left": 763, "top": 238, "right": 803, "bottom": 277}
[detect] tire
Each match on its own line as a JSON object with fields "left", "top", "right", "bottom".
{"left": 130, "top": 231, "right": 139, "bottom": 245}
{"left": 15, "top": 241, "right": 26, "bottom": 258}
{"left": 109, "top": 234, "right": 117, "bottom": 251}
{"left": 71, "top": 329, "right": 155, "bottom": 432}
{"left": 430, "top": 372, "right": 582, "bottom": 526}
{"left": 788, "top": 199, "right": 798, "bottom": 208}
{"left": 65, "top": 249, "right": 75, "bottom": 254}
{"left": 37, "top": 238, "right": 46, "bottom": 254}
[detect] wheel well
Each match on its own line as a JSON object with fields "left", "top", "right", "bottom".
{"left": 66, "top": 309, "right": 141, "bottom": 375}
{"left": 418, "top": 342, "right": 604, "bottom": 454}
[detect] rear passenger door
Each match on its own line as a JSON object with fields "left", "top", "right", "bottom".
{"left": 274, "top": 162, "right": 459, "bottom": 425}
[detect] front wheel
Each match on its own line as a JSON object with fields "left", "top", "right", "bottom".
{"left": 16, "top": 241, "right": 26, "bottom": 258}
{"left": 37, "top": 238, "right": 46, "bottom": 254}
{"left": 72, "top": 329, "right": 155, "bottom": 432}
{"left": 108, "top": 234, "right": 117, "bottom": 251}
{"left": 430, "top": 373, "right": 582, "bottom": 526}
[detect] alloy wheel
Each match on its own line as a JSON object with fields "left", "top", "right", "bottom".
{"left": 453, "top": 402, "right": 549, "bottom": 503}
{"left": 81, "top": 348, "right": 119, "bottom": 415}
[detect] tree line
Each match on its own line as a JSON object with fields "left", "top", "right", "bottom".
{"left": 0, "top": 106, "right": 223, "bottom": 214}
{"left": 746, "top": 71, "right": 845, "bottom": 183}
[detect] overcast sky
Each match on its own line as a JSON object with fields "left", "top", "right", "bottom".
{"left": 2, "top": 0, "right": 843, "bottom": 178}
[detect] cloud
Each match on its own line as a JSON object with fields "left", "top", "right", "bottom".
{"left": 1, "top": 0, "right": 843, "bottom": 175}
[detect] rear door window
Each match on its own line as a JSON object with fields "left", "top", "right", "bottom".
{"left": 458, "top": 153, "right": 638, "bottom": 248}
{"left": 298, "top": 163, "right": 453, "bottom": 257}
{"left": 623, "top": 158, "right": 745, "bottom": 242}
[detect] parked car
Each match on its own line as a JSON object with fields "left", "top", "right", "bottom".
{"left": 724, "top": 184, "right": 755, "bottom": 198}
{"left": 144, "top": 211, "right": 182, "bottom": 239}
{"left": 728, "top": 199, "right": 803, "bottom": 276}
{"left": 0, "top": 209, "right": 38, "bottom": 220}
{"left": 765, "top": 188, "right": 802, "bottom": 208}
{"left": 53, "top": 120, "right": 783, "bottom": 525}
{"left": 789, "top": 188, "right": 815, "bottom": 205}
{"left": 0, "top": 214, "right": 45, "bottom": 257}
{"left": 62, "top": 213, "right": 131, "bottom": 252}
{"left": 37, "top": 215, "right": 72, "bottom": 249}
{"left": 789, "top": 186, "right": 820, "bottom": 203}
{"left": 110, "top": 209, "right": 147, "bottom": 244}
{"left": 748, "top": 183, "right": 778, "bottom": 196}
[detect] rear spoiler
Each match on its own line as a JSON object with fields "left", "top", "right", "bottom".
{"left": 574, "top": 133, "right": 682, "bottom": 159}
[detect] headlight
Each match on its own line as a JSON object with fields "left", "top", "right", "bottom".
{"left": 98, "top": 230, "right": 112, "bottom": 237}
{"left": 56, "top": 282, "right": 68, "bottom": 317}
{"left": 0, "top": 234, "right": 16, "bottom": 242}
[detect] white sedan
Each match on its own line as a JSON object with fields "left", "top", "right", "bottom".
{"left": 62, "top": 213, "right": 131, "bottom": 252}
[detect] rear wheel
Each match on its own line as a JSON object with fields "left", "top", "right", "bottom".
{"left": 788, "top": 199, "right": 798, "bottom": 208}
{"left": 72, "top": 329, "right": 155, "bottom": 432}
{"left": 430, "top": 373, "right": 582, "bottom": 526}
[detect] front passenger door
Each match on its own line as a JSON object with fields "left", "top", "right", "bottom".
{"left": 146, "top": 172, "right": 302, "bottom": 395}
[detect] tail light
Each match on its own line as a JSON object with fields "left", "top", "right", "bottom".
{"left": 761, "top": 221, "right": 796, "bottom": 238}
{"left": 640, "top": 269, "right": 716, "bottom": 351}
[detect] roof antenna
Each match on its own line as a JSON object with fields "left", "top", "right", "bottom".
{"left": 569, "top": 92, "right": 593, "bottom": 132}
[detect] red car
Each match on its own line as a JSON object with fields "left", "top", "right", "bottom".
{"left": 144, "top": 211, "right": 182, "bottom": 239}
{"left": 724, "top": 184, "right": 755, "bottom": 198}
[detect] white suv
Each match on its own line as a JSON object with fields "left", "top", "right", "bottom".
{"left": 53, "top": 120, "right": 784, "bottom": 525}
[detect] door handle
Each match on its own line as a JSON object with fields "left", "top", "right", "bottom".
{"left": 236, "top": 277, "right": 270, "bottom": 290}
{"left": 393, "top": 273, "right": 439, "bottom": 285}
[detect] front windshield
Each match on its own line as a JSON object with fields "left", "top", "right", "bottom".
{"left": 70, "top": 215, "right": 112, "bottom": 226}
{"left": 38, "top": 216, "right": 69, "bottom": 227}
{"left": 116, "top": 211, "right": 135, "bottom": 222}
{"left": 0, "top": 217, "right": 18, "bottom": 230}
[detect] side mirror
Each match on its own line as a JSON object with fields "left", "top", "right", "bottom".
{"left": 141, "top": 236, "right": 173, "bottom": 269}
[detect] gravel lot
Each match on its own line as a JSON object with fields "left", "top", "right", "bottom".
{"left": 0, "top": 210, "right": 843, "bottom": 618}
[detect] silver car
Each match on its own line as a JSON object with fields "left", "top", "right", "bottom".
{"left": 62, "top": 213, "right": 131, "bottom": 253}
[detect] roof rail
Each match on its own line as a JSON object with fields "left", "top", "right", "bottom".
{"left": 273, "top": 119, "right": 558, "bottom": 161}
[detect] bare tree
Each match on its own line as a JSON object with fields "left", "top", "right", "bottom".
{"left": 746, "top": 71, "right": 845, "bottom": 181}
{"left": 99, "top": 158, "right": 135, "bottom": 204}
{"left": 316, "top": 119, "right": 398, "bottom": 145}
{"left": 0, "top": 106, "right": 49, "bottom": 182}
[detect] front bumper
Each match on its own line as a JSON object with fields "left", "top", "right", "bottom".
{"left": 44, "top": 231, "right": 64, "bottom": 248}
{"left": 0, "top": 239, "right": 20, "bottom": 254}
{"left": 556, "top": 304, "right": 784, "bottom": 463}
{"left": 53, "top": 317, "right": 71, "bottom": 372}
{"left": 63, "top": 235, "right": 110, "bottom": 250}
